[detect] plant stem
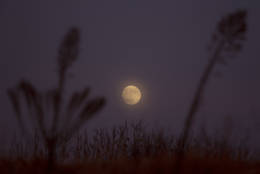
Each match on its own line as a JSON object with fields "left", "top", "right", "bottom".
{"left": 175, "top": 40, "right": 224, "bottom": 173}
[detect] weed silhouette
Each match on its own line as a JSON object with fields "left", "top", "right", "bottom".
{"left": 7, "top": 27, "right": 106, "bottom": 171}
{"left": 176, "top": 9, "right": 248, "bottom": 173}
{"left": 3, "top": 121, "right": 258, "bottom": 174}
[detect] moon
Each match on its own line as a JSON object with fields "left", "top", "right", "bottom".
{"left": 122, "top": 85, "right": 142, "bottom": 105}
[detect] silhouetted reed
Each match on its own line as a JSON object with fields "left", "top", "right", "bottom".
{"left": 7, "top": 121, "right": 252, "bottom": 162}
{"left": 2, "top": 121, "right": 257, "bottom": 173}
{"left": 7, "top": 28, "right": 106, "bottom": 171}
{"left": 176, "top": 9, "right": 248, "bottom": 172}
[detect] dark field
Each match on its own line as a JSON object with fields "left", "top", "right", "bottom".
{"left": 1, "top": 121, "right": 260, "bottom": 174}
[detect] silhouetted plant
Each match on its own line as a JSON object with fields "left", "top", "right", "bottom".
{"left": 8, "top": 121, "right": 252, "bottom": 162}
{"left": 7, "top": 27, "right": 106, "bottom": 171}
{"left": 176, "top": 9, "right": 248, "bottom": 172}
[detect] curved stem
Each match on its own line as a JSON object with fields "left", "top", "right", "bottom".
{"left": 175, "top": 40, "right": 224, "bottom": 172}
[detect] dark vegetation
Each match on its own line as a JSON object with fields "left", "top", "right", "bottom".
{"left": 1, "top": 121, "right": 259, "bottom": 173}
{"left": 7, "top": 28, "right": 106, "bottom": 171}
{"left": 2, "top": 9, "right": 259, "bottom": 174}
{"left": 176, "top": 9, "right": 247, "bottom": 173}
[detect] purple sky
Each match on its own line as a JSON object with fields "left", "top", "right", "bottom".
{"left": 0, "top": 0, "right": 260, "bottom": 150}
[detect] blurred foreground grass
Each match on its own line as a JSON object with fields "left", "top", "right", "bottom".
{"left": 0, "top": 121, "right": 259, "bottom": 174}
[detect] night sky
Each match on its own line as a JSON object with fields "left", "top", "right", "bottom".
{"left": 0, "top": 0, "right": 260, "bottom": 150}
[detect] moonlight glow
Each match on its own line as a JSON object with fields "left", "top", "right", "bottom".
{"left": 122, "top": 85, "right": 142, "bottom": 105}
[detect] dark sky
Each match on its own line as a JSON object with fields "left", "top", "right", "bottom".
{"left": 0, "top": 0, "right": 260, "bottom": 150}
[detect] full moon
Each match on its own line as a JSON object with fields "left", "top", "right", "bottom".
{"left": 122, "top": 85, "right": 142, "bottom": 105}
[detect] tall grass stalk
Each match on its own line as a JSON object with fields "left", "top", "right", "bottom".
{"left": 7, "top": 28, "right": 106, "bottom": 171}
{"left": 176, "top": 9, "right": 248, "bottom": 172}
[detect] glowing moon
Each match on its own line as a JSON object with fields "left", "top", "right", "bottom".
{"left": 122, "top": 85, "right": 142, "bottom": 105}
